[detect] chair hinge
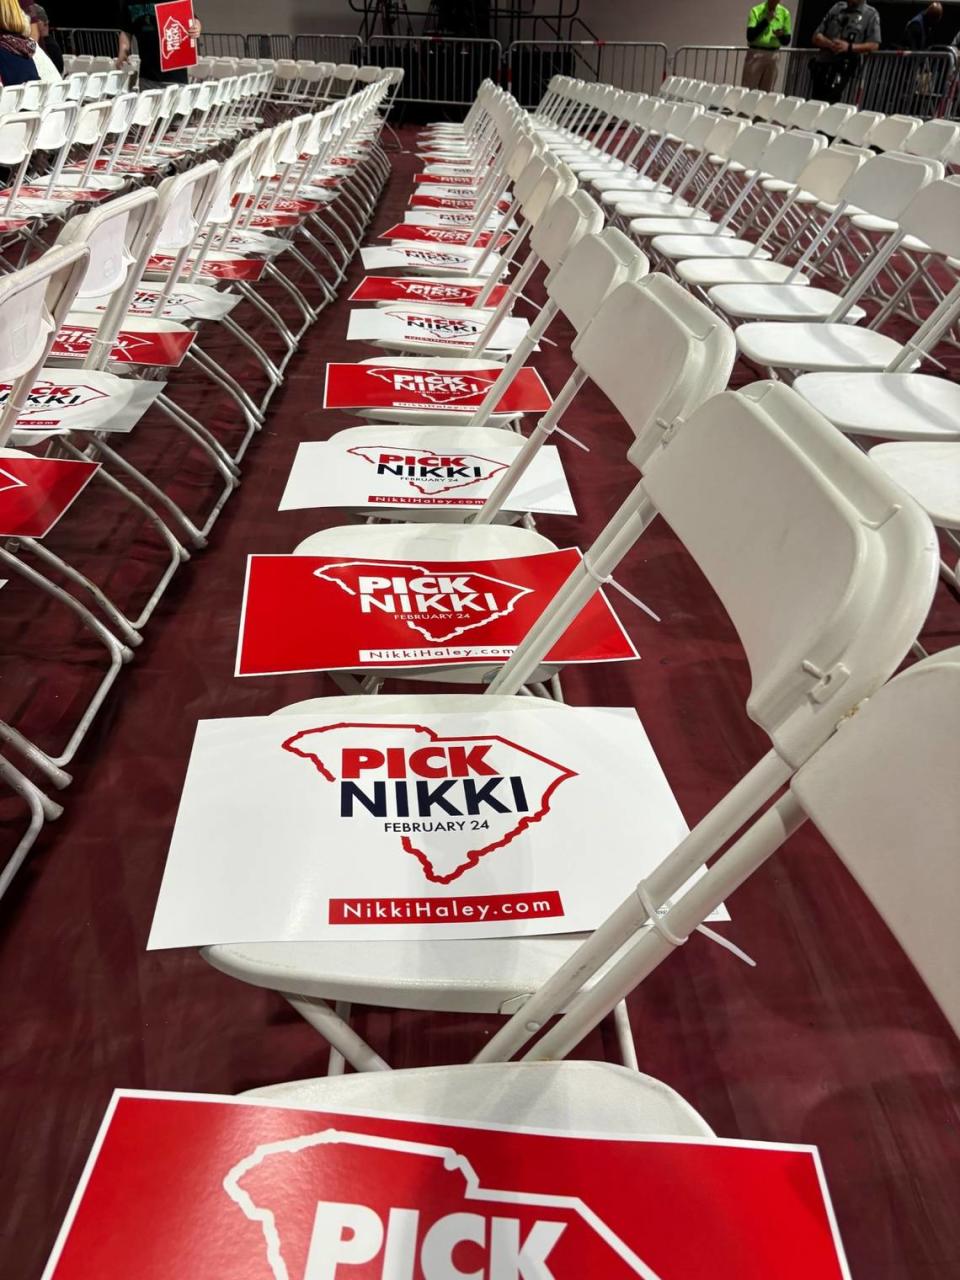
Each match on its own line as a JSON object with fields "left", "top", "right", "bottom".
{"left": 802, "top": 659, "right": 851, "bottom": 704}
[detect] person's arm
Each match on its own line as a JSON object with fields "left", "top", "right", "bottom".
{"left": 852, "top": 10, "right": 881, "bottom": 52}
{"left": 117, "top": 29, "right": 131, "bottom": 68}
{"left": 746, "top": 5, "right": 771, "bottom": 42}
{"left": 812, "top": 6, "right": 843, "bottom": 52}
{"left": 778, "top": 7, "right": 792, "bottom": 45}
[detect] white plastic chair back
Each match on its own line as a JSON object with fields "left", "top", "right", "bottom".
{"left": 704, "top": 114, "right": 748, "bottom": 160}
{"left": 571, "top": 274, "right": 734, "bottom": 455}
{"left": 840, "top": 150, "right": 943, "bottom": 222}
{"left": 546, "top": 227, "right": 649, "bottom": 334}
{"left": 869, "top": 114, "right": 921, "bottom": 152}
{"left": 795, "top": 142, "right": 871, "bottom": 204}
{"left": 56, "top": 189, "right": 159, "bottom": 304}
{"left": 789, "top": 100, "right": 827, "bottom": 132}
{"left": 641, "top": 381, "right": 938, "bottom": 762}
{"left": 72, "top": 100, "right": 113, "bottom": 147}
{"left": 903, "top": 118, "right": 960, "bottom": 163}
{"left": 897, "top": 178, "right": 960, "bottom": 259}
{"left": 758, "top": 129, "right": 827, "bottom": 183}
{"left": 790, "top": 647, "right": 960, "bottom": 1038}
{"left": 771, "top": 96, "right": 805, "bottom": 127}
{"left": 44, "top": 81, "right": 71, "bottom": 109}
{"left": 836, "top": 110, "right": 884, "bottom": 147}
{"left": 83, "top": 72, "right": 110, "bottom": 101}
{"left": 132, "top": 88, "right": 164, "bottom": 128}
{"left": 737, "top": 89, "right": 763, "bottom": 118}
{"left": 35, "top": 103, "right": 78, "bottom": 154}
{"left": 529, "top": 188, "right": 604, "bottom": 271}
{"left": 0, "top": 243, "right": 89, "bottom": 445}
{"left": 0, "top": 113, "right": 41, "bottom": 167}
{"left": 815, "top": 102, "right": 856, "bottom": 136}
{"left": 727, "top": 121, "right": 782, "bottom": 171}
{"left": 64, "top": 74, "right": 88, "bottom": 103}
{"left": 754, "top": 91, "right": 784, "bottom": 121}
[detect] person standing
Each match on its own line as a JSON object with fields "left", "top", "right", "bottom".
{"left": 904, "top": 2, "right": 943, "bottom": 49}
{"left": 117, "top": 1, "right": 202, "bottom": 91}
{"left": 810, "top": 0, "right": 881, "bottom": 103}
{"left": 0, "top": 0, "right": 38, "bottom": 85}
{"left": 28, "top": 5, "right": 62, "bottom": 74}
{"left": 742, "top": 1, "right": 793, "bottom": 91}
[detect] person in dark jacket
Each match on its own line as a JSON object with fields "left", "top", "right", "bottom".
{"left": 904, "top": 2, "right": 943, "bottom": 49}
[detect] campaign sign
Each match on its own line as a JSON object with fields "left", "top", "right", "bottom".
{"left": 156, "top": 0, "right": 198, "bottom": 72}
{"left": 323, "top": 363, "right": 551, "bottom": 415}
{"left": 146, "top": 251, "right": 266, "bottom": 282}
{"left": 346, "top": 308, "right": 527, "bottom": 354}
{"left": 148, "top": 703, "right": 703, "bottom": 947}
{"left": 381, "top": 225, "right": 511, "bottom": 250}
{"left": 43, "top": 1090, "right": 851, "bottom": 1280}
{"left": 78, "top": 283, "right": 239, "bottom": 322}
{"left": 410, "top": 194, "right": 509, "bottom": 211}
{"left": 278, "top": 438, "right": 574, "bottom": 515}
{"left": 0, "top": 456, "right": 99, "bottom": 538}
{"left": 0, "top": 374, "right": 163, "bottom": 436}
{"left": 406, "top": 185, "right": 489, "bottom": 202}
{"left": 349, "top": 277, "right": 509, "bottom": 307}
{"left": 361, "top": 246, "right": 502, "bottom": 276}
{"left": 414, "top": 172, "right": 477, "bottom": 185}
{"left": 235, "top": 549, "right": 637, "bottom": 676}
{"left": 401, "top": 211, "right": 505, "bottom": 229}
{"left": 51, "top": 321, "right": 195, "bottom": 368}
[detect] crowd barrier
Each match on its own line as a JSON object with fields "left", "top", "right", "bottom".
{"left": 56, "top": 30, "right": 960, "bottom": 119}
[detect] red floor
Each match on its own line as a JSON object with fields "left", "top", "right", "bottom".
{"left": 2, "top": 131, "right": 960, "bottom": 1278}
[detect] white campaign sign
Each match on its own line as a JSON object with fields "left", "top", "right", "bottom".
{"left": 148, "top": 704, "right": 727, "bottom": 948}
{"left": 361, "top": 245, "right": 503, "bottom": 277}
{"left": 278, "top": 438, "right": 575, "bottom": 514}
{"left": 347, "top": 306, "right": 528, "bottom": 353}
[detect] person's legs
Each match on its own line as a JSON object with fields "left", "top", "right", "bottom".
{"left": 742, "top": 50, "right": 763, "bottom": 89}
{"left": 758, "top": 52, "right": 778, "bottom": 91}
{"left": 138, "top": 76, "right": 170, "bottom": 91}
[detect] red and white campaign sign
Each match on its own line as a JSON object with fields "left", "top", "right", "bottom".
{"left": 406, "top": 184, "right": 488, "bottom": 202}
{"left": 324, "top": 363, "right": 550, "bottom": 415}
{"left": 78, "top": 282, "right": 239, "bottom": 322}
{"left": 410, "top": 194, "right": 509, "bottom": 211}
{"left": 42, "top": 1091, "right": 850, "bottom": 1280}
{"left": 146, "top": 251, "right": 266, "bottom": 282}
{"left": 381, "top": 224, "right": 511, "bottom": 250}
{"left": 347, "top": 307, "right": 527, "bottom": 354}
{"left": 147, "top": 703, "right": 713, "bottom": 947}
{"left": 0, "top": 374, "right": 163, "bottom": 437}
{"left": 156, "top": 0, "right": 198, "bottom": 72}
{"left": 361, "top": 245, "right": 501, "bottom": 277}
{"left": 278, "top": 437, "right": 574, "bottom": 515}
{"left": 235, "top": 549, "right": 637, "bottom": 676}
{"left": 51, "top": 321, "right": 195, "bottom": 368}
{"left": 0, "top": 455, "right": 99, "bottom": 538}
{"left": 349, "top": 277, "right": 510, "bottom": 307}
{"left": 414, "top": 172, "right": 477, "bottom": 185}
{"left": 401, "top": 211, "right": 505, "bottom": 229}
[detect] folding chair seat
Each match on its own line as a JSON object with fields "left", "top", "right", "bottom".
{"left": 205, "top": 379, "right": 938, "bottom": 1071}
{"left": 736, "top": 177, "right": 960, "bottom": 376}
{"left": 243, "top": 1060, "right": 714, "bottom": 1141}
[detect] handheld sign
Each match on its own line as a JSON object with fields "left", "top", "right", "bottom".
{"left": 235, "top": 549, "right": 638, "bottom": 676}
{"left": 148, "top": 703, "right": 711, "bottom": 948}
{"left": 156, "top": 0, "right": 198, "bottom": 73}
{"left": 42, "top": 1091, "right": 851, "bottom": 1280}
{"left": 349, "top": 277, "right": 510, "bottom": 307}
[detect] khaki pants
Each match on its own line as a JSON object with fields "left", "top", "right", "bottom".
{"left": 742, "top": 49, "right": 779, "bottom": 91}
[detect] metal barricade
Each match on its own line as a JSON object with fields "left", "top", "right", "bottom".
{"left": 293, "top": 35, "right": 365, "bottom": 66}
{"left": 673, "top": 43, "right": 959, "bottom": 119}
{"left": 507, "top": 40, "right": 668, "bottom": 109}
{"left": 198, "top": 32, "right": 247, "bottom": 58}
{"left": 244, "top": 33, "right": 295, "bottom": 59}
{"left": 57, "top": 28, "right": 119, "bottom": 58}
{"left": 364, "top": 36, "right": 502, "bottom": 109}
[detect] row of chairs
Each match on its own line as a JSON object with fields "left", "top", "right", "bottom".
{"left": 533, "top": 73, "right": 960, "bottom": 605}
{"left": 0, "top": 75, "right": 395, "bottom": 897}
{"left": 171, "top": 76, "right": 958, "bottom": 1173}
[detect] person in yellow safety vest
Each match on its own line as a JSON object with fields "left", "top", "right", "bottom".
{"left": 742, "top": 1, "right": 793, "bottom": 90}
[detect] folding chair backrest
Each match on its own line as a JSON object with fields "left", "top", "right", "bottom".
{"left": 789, "top": 100, "right": 826, "bottom": 132}
{"left": 72, "top": 100, "right": 113, "bottom": 148}
{"left": 728, "top": 121, "right": 781, "bottom": 170}
{"left": 83, "top": 72, "right": 110, "bottom": 101}
{"left": 721, "top": 86, "right": 747, "bottom": 114}
{"left": 0, "top": 112, "right": 41, "bottom": 166}
{"left": 903, "top": 118, "right": 960, "bottom": 163}
{"left": 737, "top": 89, "right": 763, "bottom": 118}
{"left": 529, "top": 188, "right": 604, "bottom": 271}
{"left": 771, "top": 96, "right": 805, "bottom": 127}
{"left": 0, "top": 243, "right": 89, "bottom": 446}
{"left": 504, "top": 132, "right": 539, "bottom": 182}
{"left": 517, "top": 161, "right": 575, "bottom": 224}
{"left": 56, "top": 188, "right": 160, "bottom": 304}
{"left": 35, "top": 103, "right": 79, "bottom": 154}
{"left": 154, "top": 160, "right": 220, "bottom": 250}
{"left": 546, "top": 227, "right": 649, "bottom": 334}
{"left": 758, "top": 129, "right": 827, "bottom": 183}
{"left": 641, "top": 380, "right": 938, "bottom": 762}
{"left": 754, "top": 91, "right": 784, "bottom": 121}
{"left": 44, "top": 81, "right": 71, "bottom": 109}
{"left": 571, "top": 274, "right": 734, "bottom": 454}
{"left": 790, "top": 646, "right": 960, "bottom": 1039}
{"left": 898, "top": 178, "right": 960, "bottom": 260}
{"left": 839, "top": 150, "right": 943, "bottom": 222}
{"left": 815, "top": 102, "right": 856, "bottom": 136}
{"left": 704, "top": 114, "right": 748, "bottom": 160}
{"left": 869, "top": 114, "right": 921, "bottom": 152}
{"left": 795, "top": 142, "right": 870, "bottom": 204}
{"left": 131, "top": 88, "right": 164, "bottom": 128}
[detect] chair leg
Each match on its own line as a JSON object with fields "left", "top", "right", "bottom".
{"left": 0, "top": 721, "right": 71, "bottom": 789}
{"left": 283, "top": 992, "right": 391, "bottom": 1072}
{"left": 0, "top": 752, "right": 62, "bottom": 903}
